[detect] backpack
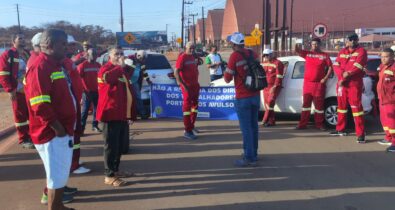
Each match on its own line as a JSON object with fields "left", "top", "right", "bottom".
{"left": 237, "top": 49, "right": 267, "bottom": 91}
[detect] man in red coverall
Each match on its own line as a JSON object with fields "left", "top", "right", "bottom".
{"left": 24, "top": 29, "right": 76, "bottom": 210}
{"left": 261, "top": 49, "right": 284, "bottom": 127}
{"left": 376, "top": 48, "right": 395, "bottom": 152}
{"left": 0, "top": 33, "right": 33, "bottom": 149}
{"left": 97, "top": 46, "right": 134, "bottom": 187}
{"left": 295, "top": 38, "right": 333, "bottom": 130}
{"left": 175, "top": 42, "right": 201, "bottom": 140}
{"left": 330, "top": 34, "right": 367, "bottom": 143}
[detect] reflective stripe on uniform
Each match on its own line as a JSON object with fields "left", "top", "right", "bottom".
{"left": 50, "top": 71, "right": 65, "bottom": 81}
{"left": 262, "top": 63, "right": 277, "bottom": 68}
{"left": 225, "top": 68, "right": 235, "bottom": 75}
{"left": 302, "top": 107, "right": 311, "bottom": 111}
{"left": 384, "top": 70, "right": 394, "bottom": 76}
{"left": 315, "top": 109, "right": 324, "bottom": 114}
{"left": 389, "top": 128, "right": 395, "bottom": 134}
{"left": 0, "top": 71, "right": 10, "bottom": 76}
{"left": 29, "top": 95, "right": 51, "bottom": 106}
{"left": 351, "top": 52, "right": 359, "bottom": 56}
{"left": 8, "top": 58, "right": 19, "bottom": 63}
{"left": 339, "top": 54, "right": 349, "bottom": 59}
{"left": 15, "top": 120, "right": 29, "bottom": 127}
{"left": 384, "top": 126, "right": 389, "bottom": 131}
{"left": 276, "top": 74, "right": 284, "bottom": 78}
{"left": 352, "top": 111, "right": 364, "bottom": 117}
{"left": 333, "top": 62, "right": 340, "bottom": 66}
{"left": 191, "top": 108, "right": 198, "bottom": 113}
{"left": 236, "top": 60, "right": 246, "bottom": 67}
{"left": 337, "top": 109, "right": 348, "bottom": 113}
{"left": 73, "top": 143, "right": 80, "bottom": 150}
{"left": 183, "top": 112, "right": 191, "bottom": 116}
{"left": 353, "top": 62, "right": 363, "bottom": 70}
{"left": 98, "top": 78, "right": 104, "bottom": 83}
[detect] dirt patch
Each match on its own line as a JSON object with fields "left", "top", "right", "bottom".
{"left": 0, "top": 92, "right": 15, "bottom": 131}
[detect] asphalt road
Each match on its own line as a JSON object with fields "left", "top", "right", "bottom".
{"left": 0, "top": 114, "right": 394, "bottom": 210}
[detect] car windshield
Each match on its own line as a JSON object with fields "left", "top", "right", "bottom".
{"left": 145, "top": 54, "right": 171, "bottom": 69}
{"left": 366, "top": 59, "right": 381, "bottom": 72}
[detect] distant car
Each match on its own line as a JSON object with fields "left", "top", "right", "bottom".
{"left": 97, "top": 50, "right": 176, "bottom": 117}
{"left": 210, "top": 56, "right": 380, "bottom": 128}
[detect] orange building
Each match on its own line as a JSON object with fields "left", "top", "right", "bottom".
{"left": 205, "top": 9, "right": 224, "bottom": 46}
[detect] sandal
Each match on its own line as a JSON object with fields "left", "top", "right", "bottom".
{"left": 104, "top": 177, "right": 127, "bottom": 187}
{"left": 114, "top": 171, "right": 135, "bottom": 178}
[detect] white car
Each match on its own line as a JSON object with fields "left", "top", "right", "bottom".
{"left": 210, "top": 56, "right": 380, "bottom": 128}
{"left": 97, "top": 50, "right": 176, "bottom": 117}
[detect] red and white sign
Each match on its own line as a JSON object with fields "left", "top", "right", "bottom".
{"left": 313, "top": 23, "right": 328, "bottom": 38}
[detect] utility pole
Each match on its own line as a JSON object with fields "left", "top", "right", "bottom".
{"left": 119, "top": 0, "right": 124, "bottom": 32}
{"left": 181, "top": 0, "right": 193, "bottom": 48}
{"left": 187, "top": 18, "right": 191, "bottom": 43}
{"left": 289, "top": 0, "right": 294, "bottom": 51}
{"left": 202, "top": 7, "right": 206, "bottom": 46}
{"left": 166, "top": 24, "right": 169, "bottom": 44}
{"left": 281, "top": 0, "right": 287, "bottom": 51}
{"left": 263, "top": 0, "right": 271, "bottom": 50}
{"left": 274, "top": 0, "right": 279, "bottom": 51}
{"left": 189, "top": 13, "right": 198, "bottom": 44}
{"left": 16, "top": 4, "right": 21, "bottom": 33}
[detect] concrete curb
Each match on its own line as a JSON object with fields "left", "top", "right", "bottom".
{"left": 0, "top": 125, "right": 15, "bottom": 139}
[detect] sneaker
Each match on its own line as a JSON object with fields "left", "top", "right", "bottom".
{"left": 64, "top": 186, "right": 78, "bottom": 195}
{"left": 386, "top": 145, "right": 395, "bottom": 152}
{"left": 192, "top": 128, "right": 200, "bottom": 135}
{"left": 329, "top": 130, "right": 348, "bottom": 136}
{"left": 72, "top": 166, "right": 91, "bottom": 174}
{"left": 21, "top": 139, "right": 35, "bottom": 149}
{"left": 41, "top": 193, "right": 73, "bottom": 205}
{"left": 357, "top": 135, "right": 366, "bottom": 144}
{"left": 378, "top": 139, "right": 392, "bottom": 146}
{"left": 234, "top": 159, "right": 258, "bottom": 167}
{"left": 92, "top": 126, "right": 102, "bottom": 132}
{"left": 183, "top": 131, "right": 197, "bottom": 140}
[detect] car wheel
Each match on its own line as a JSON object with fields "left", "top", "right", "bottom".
{"left": 324, "top": 99, "right": 338, "bottom": 129}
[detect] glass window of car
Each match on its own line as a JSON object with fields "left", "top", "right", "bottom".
{"left": 292, "top": 61, "right": 305, "bottom": 79}
{"left": 366, "top": 59, "right": 381, "bottom": 72}
{"left": 145, "top": 54, "right": 171, "bottom": 70}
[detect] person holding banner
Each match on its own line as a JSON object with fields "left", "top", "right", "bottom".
{"left": 175, "top": 42, "right": 201, "bottom": 140}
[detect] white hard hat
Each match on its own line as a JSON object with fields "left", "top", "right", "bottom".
{"left": 136, "top": 50, "right": 146, "bottom": 59}
{"left": 67, "top": 35, "right": 77, "bottom": 44}
{"left": 262, "top": 48, "right": 273, "bottom": 55}
{"left": 31, "top": 32, "right": 42, "bottom": 47}
{"left": 228, "top": 32, "right": 245, "bottom": 45}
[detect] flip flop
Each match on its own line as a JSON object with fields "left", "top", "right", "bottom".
{"left": 104, "top": 177, "right": 127, "bottom": 187}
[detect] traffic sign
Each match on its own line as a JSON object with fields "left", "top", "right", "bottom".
{"left": 245, "top": 36, "right": 260, "bottom": 46}
{"left": 124, "top": 32, "right": 136, "bottom": 44}
{"left": 251, "top": 28, "right": 263, "bottom": 39}
{"left": 176, "top": 38, "right": 182, "bottom": 44}
{"left": 313, "top": 23, "right": 328, "bottom": 38}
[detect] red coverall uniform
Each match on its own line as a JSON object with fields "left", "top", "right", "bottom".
{"left": 176, "top": 53, "right": 200, "bottom": 132}
{"left": 298, "top": 50, "right": 332, "bottom": 129}
{"left": 0, "top": 47, "right": 31, "bottom": 143}
{"left": 377, "top": 62, "right": 395, "bottom": 145}
{"left": 261, "top": 58, "right": 284, "bottom": 125}
{"left": 333, "top": 46, "right": 367, "bottom": 136}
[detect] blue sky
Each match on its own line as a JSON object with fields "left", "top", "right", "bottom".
{"left": 0, "top": 0, "right": 226, "bottom": 37}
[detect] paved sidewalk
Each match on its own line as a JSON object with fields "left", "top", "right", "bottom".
{"left": 1, "top": 117, "right": 395, "bottom": 210}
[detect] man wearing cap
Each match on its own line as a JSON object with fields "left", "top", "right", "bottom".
{"left": 224, "top": 32, "right": 260, "bottom": 167}
{"left": 0, "top": 33, "right": 33, "bottom": 149}
{"left": 295, "top": 38, "right": 333, "bottom": 130}
{"left": 175, "top": 42, "right": 201, "bottom": 140}
{"left": 376, "top": 48, "right": 395, "bottom": 152}
{"left": 261, "top": 48, "right": 284, "bottom": 127}
{"left": 127, "top": 50, "right": 152, "bottom": 119}
{"left": 330, "top": 33, "right": 367, "bottom": 143}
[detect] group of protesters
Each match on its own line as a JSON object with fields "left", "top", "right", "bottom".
{"left": 1, "top": 27, "right": 395, "bottom": 210}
